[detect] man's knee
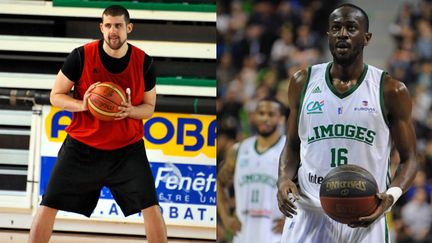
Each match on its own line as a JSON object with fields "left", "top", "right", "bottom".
{"left": 141, "top": 205, "right": 162, "bottom": 216}
{"left": 36, "top": 206, "right": 58, "bottom": 219}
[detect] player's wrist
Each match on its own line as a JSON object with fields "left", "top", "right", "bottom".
{"left": 385, "top": 187, "right": 402, "bottom": 212}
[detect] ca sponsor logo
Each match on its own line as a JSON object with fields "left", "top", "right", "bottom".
{"left": 306, "top": 100, "right": 324, "bottom": 114}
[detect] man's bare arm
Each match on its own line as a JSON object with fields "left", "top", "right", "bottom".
{"left": 217, "top": 143, "right": 241, "bottom": 233}
{"left": 277, "top": 69, "right": 308, "bottom": 217}
{"left": 355, "top": 75, "right": 417, "bottom": 227}
{"left": 384, "top": 76, "right": 417, "bottom": 193}
{"left": 50, "top": 70, "right": 98, "bottom": 112}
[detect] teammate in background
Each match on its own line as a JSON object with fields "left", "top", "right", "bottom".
{"left": 277, "top": 3, "right": 417, "bottom": 243}
{"left": 28, "top": 5, "right": 167, "bottom": 243}
{"left": 218, "top": 97, "right": 287, "bottom": 243}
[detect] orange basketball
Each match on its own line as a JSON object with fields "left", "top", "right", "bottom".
{"left": 87, "top": 82, "right": 126, "bottom": 121}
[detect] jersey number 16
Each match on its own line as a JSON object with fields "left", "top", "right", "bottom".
{"left": 330, "top": 148, "right": 348, "bottom": 167}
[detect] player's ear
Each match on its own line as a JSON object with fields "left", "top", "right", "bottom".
{"left": 127, "top": 23, "right": 133, "bottom": 34}
{"left": 99, "top": 23, "right": 103, "bottom": 34}
{"left": 364, "top": 32, "right": 372, "bottom": 46}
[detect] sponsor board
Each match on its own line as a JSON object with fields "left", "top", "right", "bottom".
{"left": 42, "top": 106, "right": 216, "bottom": 161}
{"left": 40, "top": 106, "right": 216, "bottom": 227}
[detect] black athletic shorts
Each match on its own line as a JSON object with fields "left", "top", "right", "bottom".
{"left": 41, "top": 135, "right": 159, "bottom": 217}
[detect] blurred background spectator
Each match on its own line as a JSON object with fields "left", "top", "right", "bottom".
{"left": 400, "top": 188, "right": 432, "bottom": 242}
{"left": 217, "top": 0, "right": 432, "bottom": 242}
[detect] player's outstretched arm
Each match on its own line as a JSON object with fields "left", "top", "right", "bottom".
{"left": 277, "top": 69, "right": 307, "bottom": 218}
{"left": 217, "top": 143, "right": 241, "bottom": 234}
{"left": 353, "top": 75, "right": 417, "bottom": 228}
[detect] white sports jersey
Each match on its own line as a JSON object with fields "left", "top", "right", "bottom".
{"left": 233, "top": 135, "right": 286, "bottom": 243}
{"left": 297, "top": 62, "right": 391, "bottom": 208}
{"left": 281, "top": 62, "right": 392, "bottom": 243}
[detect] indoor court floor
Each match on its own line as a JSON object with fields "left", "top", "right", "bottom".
{"left": 0, "top": 229, "right": 212, "bottom": 243}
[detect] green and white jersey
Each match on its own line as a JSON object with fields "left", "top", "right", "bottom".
{"left": 297, "top": 62, "right": 391, "bottom": 209}
{"left": 233, "top": 135, "right": 286, "bottom": 243}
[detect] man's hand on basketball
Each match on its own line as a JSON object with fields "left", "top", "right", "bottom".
{"left": 115, "top": 88, "right": 132, "bottom": 120}
{"left": 82, "top": 82, "right": 100, "bottom": 111}
{"left": 347, "top": 192, "right": 393, "bottom": 228}
{"left": 277, "top": 178, "right": 300, "bottom": 218}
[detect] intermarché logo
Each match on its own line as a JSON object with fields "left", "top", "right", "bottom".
{"left": 306, "top": 100, "right": 324, "bottom": 114}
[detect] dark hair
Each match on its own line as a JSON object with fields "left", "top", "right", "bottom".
{"left": 332, "top": 3, "right": 369, "bottom": 32}
{"left": 102, "top": 5, "right": 130, "bottom": 24}
{"left": 259, "top": 96, "right": 288, "bottom": 118}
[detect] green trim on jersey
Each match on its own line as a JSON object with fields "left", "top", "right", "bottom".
{"left": 325, "top": 63, "right": 368, "bottom": 99}
{"left": 380, "top": 72, "right": 390, "bottom": 126}
{"left": 386, "top": 157, "right": 391, "bottom": 189}
{"left": 254, "top": 136, "right": 283, "bottom": 155}
{"left": 297, "top": 66, "right": 312, "bottom": 126}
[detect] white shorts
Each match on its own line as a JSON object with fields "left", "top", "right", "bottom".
{"left": 281, "top": 206, "right": 389, "bottom": 243}
{"left": 232, "top": 216, "right": 282, "bottom": 243}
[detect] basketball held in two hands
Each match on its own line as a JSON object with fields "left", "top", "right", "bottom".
{"left": 89, "top": 85, "right": 380, "bottom": 223}
{"left": 319, "top": 164, "right": 379, "bottom": 224}
{"left": 87, "top": 82, "right": 127, "bottom": 121}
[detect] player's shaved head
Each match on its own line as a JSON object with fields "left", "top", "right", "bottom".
{"left": 330, "top": 3, "right": 369, "bottom": 32}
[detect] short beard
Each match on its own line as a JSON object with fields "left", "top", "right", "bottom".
{"left": 105, "top": 38, "right": 126, "bottom": 50}
{"left": 333, "top": 55, "right": 356, "bottom": 66}
{"left": 332, "top": 45, "right": 364, "bottom": 67}
{"left": 258, "top": 126, "right": 278, "bottom": 138}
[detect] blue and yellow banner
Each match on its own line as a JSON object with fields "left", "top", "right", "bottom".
{"left": 44, "top": 106, "right": 216, "bottom": 159}
{"left": 40, "top": 105, "right": 216, "bottom": 227}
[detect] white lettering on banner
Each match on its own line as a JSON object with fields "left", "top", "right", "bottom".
{"left": 158, "top": 193, "right": 191, "bottom": 203}
{"left": 165, "top": 206, "right": 208, "bottom": 220}
{"left": 78, "top": 200, "right": 216, "bottom": 225}
{"left": 158, "top": 192, "right": 216, "bottom": 204}
{"left": 154, "top": 167, "right": 216, "bottom": 193}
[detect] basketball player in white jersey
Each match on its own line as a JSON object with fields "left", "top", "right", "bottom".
{"left": 218, "top": 97, "right": 287, "bottom": 243}
{"left": 277, "top": 3, "right": 417, "bottom": 243}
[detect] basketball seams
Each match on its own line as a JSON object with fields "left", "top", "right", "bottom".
{"left": 90, "top": 92, "right": 121, "bottom": 109}
{"left": 87, "top": 82, "right": 126, "bottom": 121}
{"left": 97, "top": 83, "right": 126, "bottom": 103}
{"left": 88, "top": 99, "right": 117, "bottom": 117}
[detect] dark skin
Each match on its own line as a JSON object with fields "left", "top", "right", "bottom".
{"left": 277, "top": 6, "right": 417, "bottom": 228}
{"left": 217, "top": 101, "right": 286, "bottom": 235}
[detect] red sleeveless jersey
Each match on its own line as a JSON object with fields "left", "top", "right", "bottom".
{"left": 66, "top": 40, "right": 146, "bottom": 150}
